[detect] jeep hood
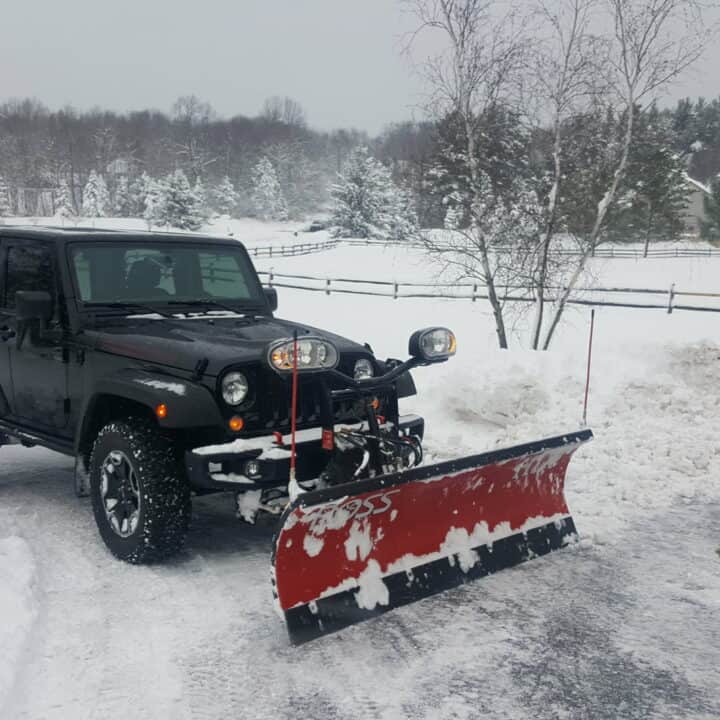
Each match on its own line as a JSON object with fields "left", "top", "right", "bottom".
{"left": 84, "top": 315, "right": 369, "bottom": 376}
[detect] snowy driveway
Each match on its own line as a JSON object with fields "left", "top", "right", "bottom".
{"left": 1, "top": 444, "right": 718, "bottom": 720}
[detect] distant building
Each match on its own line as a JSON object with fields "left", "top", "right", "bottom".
{"left": 683, "top": 175, "right": 711, "bottom": 237}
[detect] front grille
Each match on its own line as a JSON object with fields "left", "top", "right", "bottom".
{"left": 224, "top": 355, "right": 384, "bottom": 434}
{"left": 258, "top": 368, "right": 370, "bottom": 431}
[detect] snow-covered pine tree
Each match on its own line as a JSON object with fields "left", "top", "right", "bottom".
{"left": 0, "top": 175, "right": 11, "bottom": 217}
{"left": 82, "top": 170, "right": 110, "bottom": 217}
{"left": 141, "top": 174, "right": 165, "bottom": 229}
{"left": 701, "top": 177, "right": 720, "bottom": 242}
{"left": 330, "top": 146, "right": 419, "bottom": 241}
{"left": 56, "top": 179, "right": 76, "bottom": 221}
{"left": 157, "top": 170, "right": 203, "bottom": 231}
{"left": 389, "top": 188, "right": 421, "bottom": 243}
{"left": 113, "top": 176, "right": 133, "bottom": 217}
{"left": 443, "top": 191, "right": 465, "bottom": 230}
{"left": 213, "top": 175, "right": 240, "bottom": 216}
{"left": 251, "top": 157, "right": 288, "bottom": 221}
{"left": 193, "top": 177, "right": 211, "bottom": 222}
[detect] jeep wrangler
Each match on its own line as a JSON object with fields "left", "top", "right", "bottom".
{"left": 0, "top": 227, "right": 450, "bottom": 563}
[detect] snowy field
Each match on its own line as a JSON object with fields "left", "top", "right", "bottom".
{"left": 1, "top": 219, "right": 719, "bottom": 719}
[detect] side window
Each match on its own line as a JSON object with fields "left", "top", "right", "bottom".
{"left": 4, "top": 244, "right": 55, "bottom": 310}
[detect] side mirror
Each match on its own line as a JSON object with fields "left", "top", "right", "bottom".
{"left": 408, "top": 327, "right": 457, "bottom": 363}
{"left": 16, "top": 291, "right": 53, "bottom": 324}
{"left": 264, "top": 287, "right": 278, "bottom": 312}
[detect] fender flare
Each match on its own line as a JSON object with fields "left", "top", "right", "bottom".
{"left": 75, "top": 369, "right": 224, "bottom": 452}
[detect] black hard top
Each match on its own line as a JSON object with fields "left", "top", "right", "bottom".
{"left": 0, "top": 225, "right": 243, "bottom": 247}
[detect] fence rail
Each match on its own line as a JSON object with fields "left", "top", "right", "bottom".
{"left": 243, "top": 237, "right": 720, "bottom": 260}
{"left": 257, "top": 270, "right": 720, "bottom": 314}
{"left": 247, "top": 239, "right": 339, "bottom": 258}
{"left": 344, "top": 239, "right": 720, "bottom": 259}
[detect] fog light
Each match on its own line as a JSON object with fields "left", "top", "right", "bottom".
{"left": 229, "top": 416, "right": 244, "bottom": 432}
{"left": 244, "top": 459, "right": 262, "bottom": 479}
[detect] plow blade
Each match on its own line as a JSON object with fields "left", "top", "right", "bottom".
{"left": 272, "top": 429, "right": 592, "bottom": 644}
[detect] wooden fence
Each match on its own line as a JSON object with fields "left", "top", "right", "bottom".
{"left": 257, "top": 271, "right": 720, "bottom": 314}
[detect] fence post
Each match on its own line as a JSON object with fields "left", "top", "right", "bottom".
{"left": 325, "top": 278, "right": 331, "bottom": 295}
{"left": 667, "top": 283, "right": 675, "bottom": 314}
{"left": 268, "top": 271, "right": 274, "bottom": 287}
{"left": 269, "top": 246, "right": 273, "bottom": 258}
{"left": 393, "top": 282, "right": 399, "bottom": 300}
{"left": 472, "top": 284, "right": 478, "bottom": 302}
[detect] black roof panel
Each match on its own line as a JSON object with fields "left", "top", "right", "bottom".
{"left": 0, "top": 225, "right": 242, "bottom": 246}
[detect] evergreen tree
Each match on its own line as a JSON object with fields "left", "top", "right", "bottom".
{"left": 426, "top": 107, "right": 530, "bottom": 229}
{"left": 613, "top": 109, "right": 690, "bottom": 248}
{"left": 141, "top": 174, "right": 165, "bottom": 228}
{"left": 156, "top": 170, "right": 203, "bottom": 230}
{"left": 82, "top": 170, "right": 109, "bottom": 217}
{"left": 330, "top": 146, "right": 419, "bottom": 241}
{"left": 251, "top": 157, "right": 288, "bottom": 221}
{"left": 56, "top": 179, "right": 76, "bottom": 220}
{"left": 113, "top": 176, "right": 133, "bottom": 217}
{"left": 212, "top": 176, "right": 239, "bottom": 216}
{"left": 701, "top": 178, "right": 720, "bottom": 242}
{"left": 193, "top": 177, "right": 211, "bottom": 222}
{"left": 0, "top": 175, "right": 11, "bottom": 217}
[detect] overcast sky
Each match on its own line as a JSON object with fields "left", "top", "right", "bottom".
{"left": 2, "top": 0, "right": 719, "bottom": 135}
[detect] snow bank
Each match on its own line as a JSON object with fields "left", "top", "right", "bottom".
{"left": 0, "top": 535, "right": 38, "bottom": 710}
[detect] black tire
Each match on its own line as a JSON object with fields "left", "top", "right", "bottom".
{"left": 89, "top": 417, "right": 190, "bottom": 563}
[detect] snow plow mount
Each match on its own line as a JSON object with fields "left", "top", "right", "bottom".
{"left": 272, "top": 429, "right": 592, "bottom": 644}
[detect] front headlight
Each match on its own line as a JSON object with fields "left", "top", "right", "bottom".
{"left": 222, "top": 371, "right": 249, "bottom": 405}
{"left": 354, "top": 358, "right": 374, "bottom": 380}
{"left": 409, "top": 327, "right": 457, "bottom": 362}
{"left": 267, "top": 337, "right": 339, "bottom": 373}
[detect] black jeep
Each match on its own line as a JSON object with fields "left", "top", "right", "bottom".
{"left": 0, "top": 227, "right": 454, "bottom": 563}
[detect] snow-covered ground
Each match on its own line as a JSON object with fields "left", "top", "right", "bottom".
{"left": 1, "top": 219, "right": 719, "bottom": 719}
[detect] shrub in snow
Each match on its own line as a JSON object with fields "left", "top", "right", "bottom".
{"left": 213, "top": 175, "right": 240, "bottom": 217}
{"left": 330, "top": 146, "right": 419, "bottom": 242}
{"left": 56, "top": 179, "right": 76, "bottom": 220}
{"left": 251, "top": 157, "right": 288, "bottom": 221}
{"left": 82, "top": 171, "right": 110, "bottom": 218}
{"left": 0, "top": 175, "right": 11, "bottom": 217}
{"left": 155, "top": 170, "right": 204, "bottom": 231}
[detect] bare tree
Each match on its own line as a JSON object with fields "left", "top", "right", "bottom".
{"left": 261, "top": 96, "right": 307, "bottom": 128}
{"left": 403, "top": 0, "right": 528, "bottom": 348}
{"left": 528, "top": 0, "right": 602, "bottom": 349}
{"left": 540, "top": 0, "right": 712, "bottom": 349}
{"left": 171, "top": 96, "right": 218, "bottom": 181}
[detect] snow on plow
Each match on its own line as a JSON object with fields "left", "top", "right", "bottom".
{"left": 272, "top": 429, "right": 592, "bottom": 644}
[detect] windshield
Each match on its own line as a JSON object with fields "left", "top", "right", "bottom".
{"left": 69, "top": 242, "right": 264, "bottom": 308}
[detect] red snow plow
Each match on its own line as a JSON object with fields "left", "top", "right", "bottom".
{"left": 268, "top": 329, "right": 592, "bottom": 643}
{"left": 273, "top": 430, "right": 591, "bottom": 643}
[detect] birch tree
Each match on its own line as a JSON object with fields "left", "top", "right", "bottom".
{"left": 528, "top": 0, "right": 602, "bottom": 349}
{"left": 540, "top": 0, "right": 712, "bottom": 348}
{"left": 404, "top": 0, "right": 528, "bottom": 348}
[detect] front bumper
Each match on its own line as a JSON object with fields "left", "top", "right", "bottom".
{"left": 185, "top": 415, "right": 425, "bottom": 491}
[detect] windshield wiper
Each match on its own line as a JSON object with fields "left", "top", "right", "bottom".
{"left": 166, "top": 299, "right": 254, "bottom": 315}
{"left": 90, "top": 302, "right": 173, "bottom": 318}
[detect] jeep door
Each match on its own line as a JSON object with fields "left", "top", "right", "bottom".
{"left": 0, "top": 238, "right": 69, "bottom": 430}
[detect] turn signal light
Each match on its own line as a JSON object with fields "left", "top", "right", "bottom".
{"left": 229, "top": 416, "right": 245, "bottom": 432}
{"left": 155, "top": 403, "right": 168, "bottom": 420}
